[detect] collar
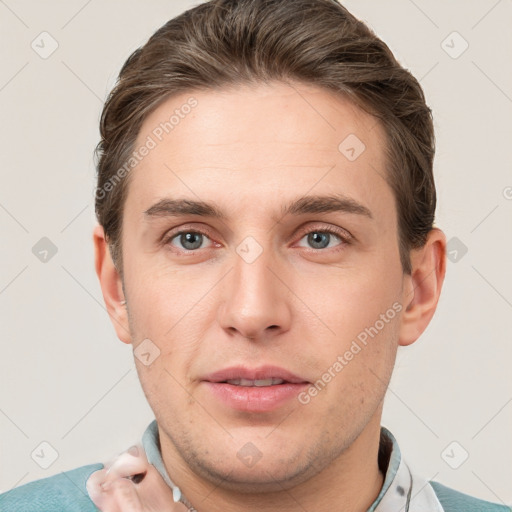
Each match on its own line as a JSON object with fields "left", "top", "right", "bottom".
{"left": 142, "top": 420, "right": 444, "bottom": 511}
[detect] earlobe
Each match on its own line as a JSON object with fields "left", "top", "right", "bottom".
{"left": 398, "top": 228, "right": 447, "bottom": 347}
{"left": 93, "top": 225, "right": 132, "bottom": 345}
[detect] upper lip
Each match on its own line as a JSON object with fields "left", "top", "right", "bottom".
{"left": 202, "top": 365, "right": 309, "bottom": 384}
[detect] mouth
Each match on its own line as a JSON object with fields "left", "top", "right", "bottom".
{"left": 201, "top": 366, "right": 310, "bottom": 412}
{"left": 203, "top": 365, "right": 308, "bottom": 385}
{"left": 222, "top": 377, "right": 287, "bottom": 387}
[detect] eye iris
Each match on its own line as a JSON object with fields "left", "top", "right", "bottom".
{"left": 180, "top": 232, "right": 203, "bottom": 250}
{"left": 308, "top": 232, "right": 330, "bottom": 249}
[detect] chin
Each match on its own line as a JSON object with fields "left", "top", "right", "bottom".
{"left": 192, "top": 456, "right": 317, "bottom": 493}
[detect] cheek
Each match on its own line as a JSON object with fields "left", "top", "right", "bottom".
{"left": 309, "top": 261, "right": 402, "bottom": 342}
{"left": 134, "top": 342, "right": 194, "bottom": 415}
{"left": 304, "top": 313, "right": 399, "bottom": 428}
{"left": 296, "top": 259, "right": 402, "bottom": 391}
{"left": 125, "top": 268, "right": 210, "bottom": 384}
{"left": 124, "top": 261, "right": 192, "bottom": 339}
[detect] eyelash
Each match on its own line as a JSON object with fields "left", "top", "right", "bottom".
{"left": 162, "top": 224, "right": 353, "bottom": 255}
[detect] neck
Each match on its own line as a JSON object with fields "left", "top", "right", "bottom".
{"left": 159, "top": 414, "right": 386, "bottom": 512}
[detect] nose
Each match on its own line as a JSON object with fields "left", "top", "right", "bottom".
{"left": 218, "top": 240, "right": 292, "bottom": 342}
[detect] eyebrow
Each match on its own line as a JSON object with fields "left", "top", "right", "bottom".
{"left": 143, "top": 194, "right": 373, "bottom": 222}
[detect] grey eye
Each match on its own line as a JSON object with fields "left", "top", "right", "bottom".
{"left": 171, "top": 232, "right": 208, "bottom": 251}
{"left": 297, "top": 230, "right": 343, "bottom": 250}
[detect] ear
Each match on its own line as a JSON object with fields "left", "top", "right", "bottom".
{"left": 93, "top": 224, "right": 132, "bottom": 344}
{"left": 398, "top": 227, "right": 447, "bottom": 346}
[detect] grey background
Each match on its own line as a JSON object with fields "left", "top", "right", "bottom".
{"left": 1, "top": 0, "right": 511, "bottom": 505}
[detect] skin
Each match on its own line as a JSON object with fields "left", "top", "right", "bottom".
{"left": 86, "top": 445, "right": 187, "bottom": 512}
{"left": 94, "top": 80, "right": 446, "bottom": 512}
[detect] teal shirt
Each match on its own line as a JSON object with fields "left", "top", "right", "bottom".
{"left": 0, "top": 463, "right": 102, "bottom": 512}
{"left": 1, "top": 421, "right": 509, "bottom": 511}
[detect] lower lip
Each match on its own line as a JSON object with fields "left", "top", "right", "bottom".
{"left": 204, "top": 382, "right": 309, "bottom": 412}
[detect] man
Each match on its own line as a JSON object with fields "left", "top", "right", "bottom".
{"left": 1, "top": 0, "right": 509, "bottom": 510}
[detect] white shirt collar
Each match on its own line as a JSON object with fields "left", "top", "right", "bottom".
{"left": 372, "top": 426, "right": 444, "bottom": 511}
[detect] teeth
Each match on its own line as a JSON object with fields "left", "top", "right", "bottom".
{"left": 225, "top": 378, "right": 285, "bottom": 387}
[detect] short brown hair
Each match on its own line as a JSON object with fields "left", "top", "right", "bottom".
{"left": 95, "top": 0, "right": 436, "bottom": 275}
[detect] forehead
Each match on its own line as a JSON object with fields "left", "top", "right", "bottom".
{"left": 125, "top": 81, "right": 392, "bottom": 224}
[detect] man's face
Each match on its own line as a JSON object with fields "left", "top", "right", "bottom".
{"left": 120, "top": 82, "right": 407, "bottom": 490}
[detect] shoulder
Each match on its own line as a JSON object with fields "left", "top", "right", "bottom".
{"left": 430, "top": 480, "right": 511, "bottom": 512}
{"left": 0, "top": 463, "right": 104, "bottom": 512}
